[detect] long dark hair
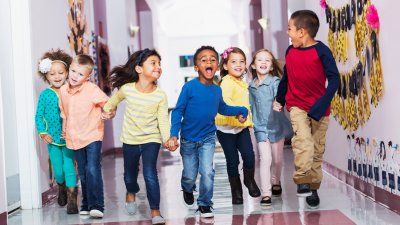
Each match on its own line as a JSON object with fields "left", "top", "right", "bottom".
{"left": 249, "top": 49, "right": 282, "bottom": 80}
{"left": 218, "top": 47, "right": 247, "bottom": 79}
{"left": 108, "top": 48, "right": 161, "bottom": 89}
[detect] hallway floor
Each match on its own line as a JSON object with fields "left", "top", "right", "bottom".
{"left": 8, "top": 147, "right": 400, "bottom": 225}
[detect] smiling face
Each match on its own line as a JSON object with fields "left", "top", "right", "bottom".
{"left": 45, "top": 62, "right": 68, "bottom": 88}
{"left": 194, "top": 49, "right": 219, "bottom": 84}
{"left": 223, "top": 52, "right": 246, "bottom": 79}
{"left": 287, "top": 19, "right": 304, "bottom": 48}
{"left": 68, "top": 61, "right": 92, "bottom": 89}
{"left": 251, "top": 51, "right": 273, "bottom": 76}
{"left": 136, "top": 55, "right": 162, "bottom": 82}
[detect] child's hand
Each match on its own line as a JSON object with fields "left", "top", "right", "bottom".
{"left": 101, "top": 109, "right": 116, "bottom": 120}
{"left": 273, "top": 100, "right": 283, "bottom": 112}
{"left": 166, "top": 137, "right": 179, "bottom": 152}
{"left": 40, "top": 134, "right": 53, "bottom": 144}
{"left": 236, "top": 115, "right": 247, "bottom": 123}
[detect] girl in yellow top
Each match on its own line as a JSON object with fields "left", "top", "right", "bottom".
{"left": 103, "top": 49, "right": 168, "bottom": 225}
{"left": 215, "top": 47, "right": 261, "bottom": 205}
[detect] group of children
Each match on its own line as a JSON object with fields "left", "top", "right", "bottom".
{"left": 34, "top": 10, "right": 338, "bottom": 224}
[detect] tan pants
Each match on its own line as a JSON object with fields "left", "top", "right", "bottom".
{"left": 289, "top": 107, "right": 329, "bottom": 190}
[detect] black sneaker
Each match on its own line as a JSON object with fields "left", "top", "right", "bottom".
{"left": 297, "top": 184, "right": 311, "bottom": 197}
{"left": 271, "top": 184, "right": 282, "bottom": 197}
{"left": 260, "top": 196, "right": 272, "bottom": 206}
{"left": 197, "top": 206, "right": 214, "bottom": 218}
{"left": 183, "top": 191, "right": 195, "bottom": 208}
{"left": 306, "top": 190, "right": 320, "bottom": 209}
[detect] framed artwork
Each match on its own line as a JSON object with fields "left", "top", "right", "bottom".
{"left": 179, "top": 55, "right": 194, "bottom": 67}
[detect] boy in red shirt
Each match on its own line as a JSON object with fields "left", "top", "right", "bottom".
{"left": 274, "top": 10, "right": 339, "bottom": 209}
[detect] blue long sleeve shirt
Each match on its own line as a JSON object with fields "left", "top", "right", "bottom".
{"left": 170, "top": 78, "right": 248, "bottom": 142}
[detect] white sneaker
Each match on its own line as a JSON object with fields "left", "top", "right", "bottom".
{"left": 89, "top": 209, "right": 104, "bottom": 218}
{"left": 125, "top": 201, "right": 137, "bottom": 215}
{"left": 151, "top": 215, "right": 166, "bottom": 224}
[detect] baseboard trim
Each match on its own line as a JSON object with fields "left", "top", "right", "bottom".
{"left": 323, "top": 161, "right": 400, "bottom": 215}
{"left": 0, "top": 211, "right": 7, "bottom": 225}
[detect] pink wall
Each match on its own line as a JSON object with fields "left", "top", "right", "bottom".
{"left": 93, "top": 0, "right": 108, "bottom": 39}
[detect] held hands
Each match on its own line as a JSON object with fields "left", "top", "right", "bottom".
{"left": 40, "top": 134, "right": 53, "bottom": 144}
{"left": 236, "top": 115, "right": 247, "bottom": 123}
{"left": 273, "top": 100, "right": 283, "bottom": 112}
{"left": 164, "top": 136, "right": 179, "bottom": 152}
{"left": 101, "top": 109, "right": 117, "bottom": 120}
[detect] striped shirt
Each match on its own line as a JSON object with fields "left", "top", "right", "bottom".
{"left": 103, "top": 83, "right": 170, "bottom": 145}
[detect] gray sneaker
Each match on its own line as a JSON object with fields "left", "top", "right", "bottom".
{"left": 125, "top": 201, "right": 137, "bottom": 215}
{"left": 151, "top": 215, "right": 166, "bottom": 224}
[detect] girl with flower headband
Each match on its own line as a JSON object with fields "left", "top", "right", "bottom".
{"left": 215, "top": 47, "right": 261, "bottom": 205}
{"left": 103, "top": 48, "right": 169, "bottom": 224}
{"left": 35, "top": 49, "right": 79, "bottom": 214}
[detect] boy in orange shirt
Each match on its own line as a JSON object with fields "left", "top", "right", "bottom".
{"left": 59, "top": 54, "right": 114, "bottom": 218}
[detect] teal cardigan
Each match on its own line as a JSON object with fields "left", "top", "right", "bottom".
{"left": 35, "top": 88, "right": 65, "bottom": 146}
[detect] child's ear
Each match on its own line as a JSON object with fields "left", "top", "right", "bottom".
{"left": 194, "top": 65, "right": 199, "bottom": 72}
{"left": 135, "top": 65, "right": 143, "bottom": 73}
{"left": 223, "top": 63, "right": 228, "bottom": 71}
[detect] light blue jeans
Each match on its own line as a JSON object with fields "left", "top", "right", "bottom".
{"left": 180, "top": 133, "right": 216, "bottom": 207}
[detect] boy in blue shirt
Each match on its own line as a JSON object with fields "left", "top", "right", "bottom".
{"left": 167, "top": 46, "right": 248, "bottom": 218}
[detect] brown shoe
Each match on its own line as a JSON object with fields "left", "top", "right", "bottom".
{"left": 67, "top": 187, "right": 79, "bottom": 214}
{"left": 57, "top": 183, "right": 67, "bottom": 206}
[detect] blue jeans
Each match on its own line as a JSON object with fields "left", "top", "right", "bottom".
{"left": 123, "top": 142, "right": 161, "bottom": 209}
{"left": 180, "top": 133, "right": 216, "bottom": 206}
{"left": 74, "top": 141, "right": 104, "bottom": 212}
{"left": 217, "top": 128, "right": 255, "bottom": 177}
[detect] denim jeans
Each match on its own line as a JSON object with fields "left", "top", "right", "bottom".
{"left": 180, "top": 133, "right": 216, "bottom": 206}
{"left": 216, "top": 128, "right": 255, "bottom": 177}
{"left": 74, "top": 141, "right": 104, "bottom": 212}
{"left": 123, "top": 142, "right": 161, "bottom": 209}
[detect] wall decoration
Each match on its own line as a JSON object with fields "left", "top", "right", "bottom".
{"left": 179, "top": 55, "right": 195, "bottom": 67}
{"left": 324, "top": 0, "right": 384, "bottom": 131}
{"left": 97, "top": 40, "right": 111, "bottom": 95}
{"left": 347, "top": 135, "right": 400, "bottom": 195}
{"left": 67, "top": 0, "right": 91, "bottom": 55}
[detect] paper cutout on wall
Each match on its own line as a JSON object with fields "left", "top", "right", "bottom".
{"left": 324, "top": 0, "right": 384, "bottom": 131}
{"left": 67, "top": 0, "right": 91, "bottom": 55}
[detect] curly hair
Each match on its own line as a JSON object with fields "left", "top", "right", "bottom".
{"left": 38, "top": 49, "right": 72, "bottom": 83}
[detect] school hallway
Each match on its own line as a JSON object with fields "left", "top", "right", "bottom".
{"left": 6, "top": 146, "right": 400, "bottom": 225}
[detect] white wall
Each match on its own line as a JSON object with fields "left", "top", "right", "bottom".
{"left": 261, "top": 0, "right": 289, "bottom": 59}
{"left": 152, "top": 0, "right": 253, "bottom": 106}
{"left": 303, "top": 1, "right": 400, "bottom": 170}
{"left": 0, "top": 72, "right": 7, "bottom": 218}
{"left": 105, "top": 0, "right": 140, "bottom": 148}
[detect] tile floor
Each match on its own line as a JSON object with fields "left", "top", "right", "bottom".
{"left": 8, "top": 147, "right": 400, "bottom": 225}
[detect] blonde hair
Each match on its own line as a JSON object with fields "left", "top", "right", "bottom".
{"left": 73, "top": 54, "right": 94, "bottom": 72}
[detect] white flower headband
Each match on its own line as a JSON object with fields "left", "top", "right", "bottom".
{"left": 38, "top": 58, "right": 67, "bottom": 74}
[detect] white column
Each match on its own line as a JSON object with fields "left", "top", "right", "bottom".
{"left": 9, "top": 0, "right": 42, "bottom": 209}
